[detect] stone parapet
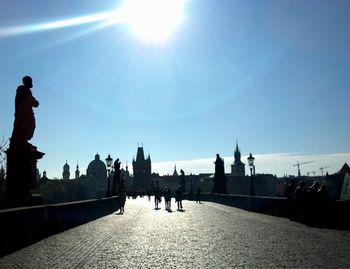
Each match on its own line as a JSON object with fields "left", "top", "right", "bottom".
{"left": 0, "top": 196, "right": 119, "bottom": 257}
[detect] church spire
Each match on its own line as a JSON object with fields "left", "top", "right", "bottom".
{"left": 173, "top": 164, "right": 178, "bottom": 176}
{"left": 75, "top": 162, "right": 80, "bottom": 179}
{"left": 234, "top": 139, "right": 241, "bottom": 162}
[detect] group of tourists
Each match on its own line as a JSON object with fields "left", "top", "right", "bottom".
{"left": 284, "top": 179, "right": 330, "bottom": 224}
{"left": 153, "top": 185, "right": 185, "bottom": 211}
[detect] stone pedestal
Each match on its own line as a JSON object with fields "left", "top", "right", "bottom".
{"left": 5, "top": 143, "right": 44, "bottom": 208}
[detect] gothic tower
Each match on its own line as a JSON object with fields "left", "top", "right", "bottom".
{"left": 231, "top": 141, "right": 246, "bottom": 177}
{"left": 132, "top": 146, "right": 151, "bottom": 191}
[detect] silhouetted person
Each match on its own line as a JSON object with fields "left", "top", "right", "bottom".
{"left": 293, "top": 181, "right": 307, "bottom": 222}
{"left": 196, "top": 187, "right": 201, "bottom": 203}
{"left": 11, "top": 76, "right": 39, "bottom": 146}
{"left": 175, "top": 185, "right": 183, "bottom": 211}
{"left": 213, "top": 154, "right": 227, "bottom": 194}
{"left": 147, "top": 189, "right": 151, "bottom": 201}
{"left": 284, "top": 178, "right": 296, "bottom": 219}
{"left": 284, "top": 178, "right": 296, "bottom": 202}
{"left": 118, "top": 175, "right": 127, "bottom": 214}
{"left": 317, "top": 184, "right": 330, "bottom": 224}
{"left": 164, "top": 187, "right": 172, "bottom": 211}
{"left": 154, "top": 182, "right": 161, "bottom": 210}
{"left": 305, "top": 181, "right": 320, "bottom": 224}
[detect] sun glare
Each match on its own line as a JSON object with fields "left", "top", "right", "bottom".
{"left": 120, "top": 0, "right": 186, "bottom": 42}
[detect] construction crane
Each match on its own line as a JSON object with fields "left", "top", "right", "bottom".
{"left": 293, "top": 161, "right": 314, "bottom": 177}
{"left": 319, "top": 166, "right": 330, "bottom": 176}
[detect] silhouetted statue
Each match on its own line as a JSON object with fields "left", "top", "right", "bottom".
{"left": 212, "top": 154, "right": 227, "bottom": 194}
{"left": 10, "top": 76, "right": 39, "bottom": 145}
{"left": 6, "top": 76, "right": 44, "bottom": 207}
{"left": 179, "top": 169, "right": 186, "bottom": 193}
{"left": 112, "top": 159, "right": 121, "bottom": 196}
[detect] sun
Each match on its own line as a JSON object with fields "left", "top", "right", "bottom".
{"left": 120, "top": 0, "right": 186, "bottom": 43}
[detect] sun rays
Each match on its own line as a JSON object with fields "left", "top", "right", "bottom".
{"left": 0, "top": 0, "right": 188, "bottom": 43}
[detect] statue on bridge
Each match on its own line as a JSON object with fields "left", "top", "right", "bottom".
{"left": 179, "top": 169, "right": 186, "bottom": 193}
{"left": 111, "top": 159, "right": 121, "bottom": 196}
{"left": 212, "top": 154, "right": 227, "bottom": 194}
{"left": 6, "top": 76, "right": 44, "bottom": 207}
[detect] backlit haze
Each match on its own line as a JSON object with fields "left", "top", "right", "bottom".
{"left": 1, "top": 0, "right": 350, "bottom": 178}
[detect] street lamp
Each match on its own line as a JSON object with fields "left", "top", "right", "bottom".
{"left": 247, "top": 153, "right": 256, "bottom": 196}
{"left": 105, "top": 154, "right": 113, "bottom": 197}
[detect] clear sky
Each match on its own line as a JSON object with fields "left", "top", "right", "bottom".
{"left": 1, "top": 0, "right": 349, "bottom": 178}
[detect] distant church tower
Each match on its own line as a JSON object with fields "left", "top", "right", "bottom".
{"left": 75, "top": 163, "right": 80, "bottom": 179}
{"left": 132, "top": 145, "right": 151, "bottom": 191}
{"left": 63, "top": 161, "right": 70, "bottom": 180}
{"left": 231, "top": 141, "right": 246, "bottom": 177}
{"left": 173, "top": 164, "right": 178, "bottom": 177}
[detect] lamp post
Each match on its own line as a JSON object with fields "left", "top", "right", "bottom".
{"left": 105, "top": 154, "right": 113, "bottom": 197}
{"left": 247, "top": 153, "right": 255, "bottom": 196}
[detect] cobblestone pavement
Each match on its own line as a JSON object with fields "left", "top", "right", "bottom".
{"left": 1, "top": 197, "right": 350, "bottom": 268}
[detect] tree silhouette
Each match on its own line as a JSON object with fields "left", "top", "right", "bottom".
{"left": 0, "top": 136, "right": 8, "bottom": 170}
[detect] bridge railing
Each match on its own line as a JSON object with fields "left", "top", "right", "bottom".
{"left": 185, "top": 193, "right": 350, "bottom": 229}
{"left": 185, "top": 193, "right": 288, "bottom": 216}
{"left": 0, "top": 196, "right": 120, "bottom": 258}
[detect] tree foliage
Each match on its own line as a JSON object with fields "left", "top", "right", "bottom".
{"left": 0, "top": 136, "right": 8, "bottom": 169}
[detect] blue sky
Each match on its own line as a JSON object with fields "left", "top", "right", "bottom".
{"left": 1, "top": 0, "right": 349, "bottom": 178}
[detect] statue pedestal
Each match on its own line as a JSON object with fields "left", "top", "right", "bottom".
{"left": 5, "top": 143, "right": 44, "bottom": 208}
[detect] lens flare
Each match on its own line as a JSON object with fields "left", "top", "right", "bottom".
{"left": 120, "top": 0, "right": 186, "bottom": 42}
{"left": 0, "top": 1, "right": 187, "bottom": 43}
{"left": 0, "top": 10, "right": 123, "bottom": 38}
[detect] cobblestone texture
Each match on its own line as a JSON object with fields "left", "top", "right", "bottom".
{"left": 1, "top": 197, "right": 350, "bottom": 268}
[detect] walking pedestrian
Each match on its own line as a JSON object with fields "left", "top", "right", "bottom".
{"left": 196, "top": 187, "right": 201, "bottom": 203}
{"left": 118, "top": 175, "right": 127, "bottom": 214}
{"left": 175, "top": 185, "right": 183, "bottom": 211}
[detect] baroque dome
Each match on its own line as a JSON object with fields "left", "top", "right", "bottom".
{"left": 63, "top": 161, "right": 69, "bottom": 170}
{"left": 87, "top": 153, "right": 107, "bottom": 179}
